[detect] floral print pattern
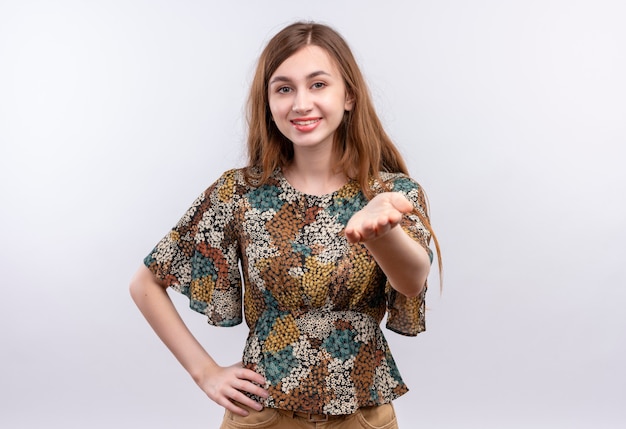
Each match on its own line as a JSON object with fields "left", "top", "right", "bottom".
{"left": 144, "top": 168, "right": 432, "bottom": 415}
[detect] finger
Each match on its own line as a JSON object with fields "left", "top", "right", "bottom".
{"left": 344, "top": 227, "right": 361, "bottom": 243}
{"left": 353, "top": 217, "right": 381, "bottom": 240}
{"left": 218, "top": 396, "right": 250, "bottom": 416}
{"left": 383, "top": 210, "right": 404, "bottom": 227}
{"left": 230, "top": 391, "right": 265, "bottom": 412}
{"left": 362, "top": 220, "right": 380, "bottom": 238}
{"left": 236, "top": 368, "right": 267, "bottom": 386}
{"left": 232, "top": 379, "right": 269, "bottom": 399}
{"left": 390, "top": 192, "right": 414, "bottom": 213}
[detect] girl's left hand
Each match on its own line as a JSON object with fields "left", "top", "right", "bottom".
{"left": 345, "top": 192, "right": 413, "bottom": 243}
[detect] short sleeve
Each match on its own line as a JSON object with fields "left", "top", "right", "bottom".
{"left": 383, "top": 175, "right": 432, "bottom": 336}
{"left": 143, "top": 169, "right": 243, "bottom": 327}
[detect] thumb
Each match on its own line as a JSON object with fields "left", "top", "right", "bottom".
{"left": 390, "top": 192, "right": 413, "bottom": 213}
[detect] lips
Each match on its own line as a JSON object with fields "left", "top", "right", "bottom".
{"left": 290, "top": 117, "right": 321, "bottom": 132}
{"left": 291, "top": 119, "right": 319, "bottom": 125}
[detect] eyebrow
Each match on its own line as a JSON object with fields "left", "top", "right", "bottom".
{"left": 269, "top": 70, "right": 332, "bottom": 85}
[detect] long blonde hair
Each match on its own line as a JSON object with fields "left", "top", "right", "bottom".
{"left": 245, "top": 22, "right": 442, "bottom": 286}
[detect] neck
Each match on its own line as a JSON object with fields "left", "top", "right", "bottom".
{"left": 284, "top": 147, "right": 347, "bottom": 196}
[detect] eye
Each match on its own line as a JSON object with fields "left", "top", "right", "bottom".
{"left": 312, "top": 82, "right": 326, "bottom": 90}
{"left": 277, "top": 86, "right": 292, "bottom": 94}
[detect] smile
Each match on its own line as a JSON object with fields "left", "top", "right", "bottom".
{"left": 291, "top": 119, "right": 320, "bottom": 126}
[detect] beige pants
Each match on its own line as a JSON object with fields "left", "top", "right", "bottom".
{"left": 219, "top": 402, "right": 398, "bottom": 429}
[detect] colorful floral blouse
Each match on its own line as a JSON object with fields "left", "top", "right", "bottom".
{"left": 144, "top": 168, "right": 432, "bottom": 415}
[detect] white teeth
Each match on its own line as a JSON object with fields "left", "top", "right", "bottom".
{"left": 293, "top": 119, "right": 318, "bottom": 125}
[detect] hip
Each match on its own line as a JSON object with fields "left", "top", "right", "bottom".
{"left": 220, "top": 402, "right": 398, "bottom": 429}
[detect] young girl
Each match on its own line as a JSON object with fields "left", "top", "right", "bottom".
{"left": 130, "top": 21, "right": 440, "bottom": 429}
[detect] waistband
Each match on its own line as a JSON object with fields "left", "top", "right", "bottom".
{"left": 277, "top": 408, "right": 345, "bottom": 422}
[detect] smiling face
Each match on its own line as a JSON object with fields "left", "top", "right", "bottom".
{"left": 267, "top": 45, "right": 353, "bottom": 156}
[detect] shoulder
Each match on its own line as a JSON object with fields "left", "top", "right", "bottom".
{"left": 202, "top": 167, "right": 286, "bottom": 205}
{"left": 214, "top": 168, "right": 246, "bottom": 186}
{"left": 207, "top": 168, "right": 258, "bottom": 196}
{"left": 376, "top": 172, "right": 428, "bottom": 215}
{"left": 377, "top": 172, "right": 423, "bottom": 193}
{"left": 217, "top": 166, "right": 281, "bottom": 188}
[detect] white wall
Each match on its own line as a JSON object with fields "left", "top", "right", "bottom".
{"left": 1, "top": 1, "right": 624, "bottom": 428}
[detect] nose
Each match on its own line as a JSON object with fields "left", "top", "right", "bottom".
{"left": 292, "top": 91, "right": 312, "bottom": 114}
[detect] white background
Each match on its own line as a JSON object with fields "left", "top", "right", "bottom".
{"left": 1, "top": 1, "right": 625, "bottom": 428}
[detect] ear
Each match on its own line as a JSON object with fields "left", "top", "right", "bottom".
{"left": 344, "top": 92, "right": 355, "bottom": 111}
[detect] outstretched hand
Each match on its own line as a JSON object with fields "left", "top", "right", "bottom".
{"left": 196, "top": 361, "right": 269, "bottom": 416}
{"left": 345, "top": 192, "right": 413, "bottom": 243}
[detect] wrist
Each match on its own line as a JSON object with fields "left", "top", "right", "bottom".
{"left": 189, "top": 358, "right": 219, "bottom": 385}
{"left": 362, "top": 223, "right": 403, "bottom": 249}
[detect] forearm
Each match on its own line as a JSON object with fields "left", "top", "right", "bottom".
{"left": 364, "top": 226, "right": 431, "bottom": 297}
{"left": 129, "top": 265, "right": 217, "bottom": 383}
{"left": 130, "top": 265, "right": 269, "bottom": 415}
